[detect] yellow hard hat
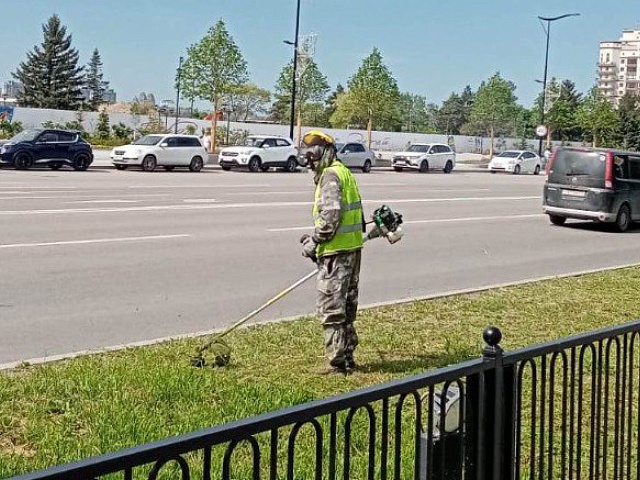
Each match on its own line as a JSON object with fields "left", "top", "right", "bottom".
{"left": 302, "top": 130, "right": 335, "bottom": 147}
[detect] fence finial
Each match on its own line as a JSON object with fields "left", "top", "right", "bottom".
{"left": 483, "top": 326, "right": 503, "bottom": 358}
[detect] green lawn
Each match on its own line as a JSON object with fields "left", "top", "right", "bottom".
{"left": 1, "top": 266, "right": 639, "bottom": 478}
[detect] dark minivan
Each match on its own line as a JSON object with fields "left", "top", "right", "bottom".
{"left": 543, "top": 146, "right": 640, "bottom": 232}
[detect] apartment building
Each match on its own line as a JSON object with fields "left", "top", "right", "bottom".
{"left": 598, "top": 29, "right": 640, "bottom": 105}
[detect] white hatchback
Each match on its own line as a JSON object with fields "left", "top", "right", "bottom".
{"left": 488, "top": 150, "right": 541, "bottom": 175}
{"left": 335, "top": 142, "right": 376, "bottom": 173}
{"left": 110, "top": 134, "right": 208, "bottom": 172}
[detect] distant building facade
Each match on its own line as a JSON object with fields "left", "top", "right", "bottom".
{"left": 598, "top": 29, "right": 640, "bottom": 105}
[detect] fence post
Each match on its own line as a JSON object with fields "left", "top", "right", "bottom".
{"left": 465, "top": 327, "right": 515, "bottom": 480}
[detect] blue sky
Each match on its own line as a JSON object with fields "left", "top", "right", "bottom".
{"left": 0, "top": 1, "right": 638, "bottom": 109}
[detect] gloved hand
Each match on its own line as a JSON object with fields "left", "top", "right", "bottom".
{"left": 299, "top": 234, "right": 318, "bottom": 263}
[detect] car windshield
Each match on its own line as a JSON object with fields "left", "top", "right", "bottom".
{"left": 336, "top": 143, "right": 345, "bottom": 151}
{"left": 497, "top": 151, "right": 521, "bottom": 158}
{"left": 239, "top": 137, "right": 266, "bottom": 147}
{"left": 133, "top": 135, "right": 163, "bottom": 146}
{"left": 407, "top": 145, "right": 429, "bottom": 153}
{"left": 10, "top": 130, "right": 40, "bottom": 142}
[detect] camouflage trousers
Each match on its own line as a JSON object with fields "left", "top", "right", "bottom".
{"left": 316, "top": 250, "right": 361, "bottom": 366}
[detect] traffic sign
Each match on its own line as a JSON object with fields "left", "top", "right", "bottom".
{"left": 536, "top": 125, "right": 548, "bottom": 138}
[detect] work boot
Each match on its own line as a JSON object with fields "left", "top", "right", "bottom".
{"left": 345, "top": 355, "right": 357, "bottom": 372}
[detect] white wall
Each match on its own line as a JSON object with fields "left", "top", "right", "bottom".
{"left": 11, "top": 106, "right": 578, "bottom": 154}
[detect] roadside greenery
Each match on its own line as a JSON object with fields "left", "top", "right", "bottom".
{"left": 2, "top": 267, "right": 640, "bottom": 478}
{"left": 10, "top": 15, "right": 640, "bottom": 150}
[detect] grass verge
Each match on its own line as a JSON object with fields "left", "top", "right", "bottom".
{"left": 2, "top": 266, "right": 640, "bottom": 478}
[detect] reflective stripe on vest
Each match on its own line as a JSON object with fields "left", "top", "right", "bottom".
{"left": 313, "top": 161, "right": 364, "bottom": 257}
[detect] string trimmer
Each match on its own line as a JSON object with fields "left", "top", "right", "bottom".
{"left": 190, "top": 204, "right": 404, "bottom": 368}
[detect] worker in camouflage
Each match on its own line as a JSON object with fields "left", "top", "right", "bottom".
{"left": 300, "top": 130, "right": 365, "bottom": 374}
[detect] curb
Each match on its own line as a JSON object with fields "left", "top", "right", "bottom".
{"left": 2, "top": 261, "right": 640, "bottom": 371}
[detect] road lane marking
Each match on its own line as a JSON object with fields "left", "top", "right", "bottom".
{"left": 182, "top": 199, "right": 218, "bottom": 203}
{"left": 267, "top": 213, "right": 545, "bottom": 232}
{"left": 64, "top": 200, "right": 139, "bottom": 204}
{"left": 127, "top": 184, "right": 272, "bottom": 189}
{"left": 0, "top": 234, "right": 191, "bottom": 250}
{"left": 0, "top": 196, "right": 540, "bottom": 215}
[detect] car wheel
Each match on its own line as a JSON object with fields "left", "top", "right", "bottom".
{"left": 285, "top": 156, "right": 298, "bottom": 173}
{"left": 248, "top": 156, "right": 261, "bottom": 172}
{"left": 221, "top": 165, "right": 232, "bottom": 171}
{"left": 513, "top": 164, "right": 521, "bottom": 175}
{"left": 534, "top": 165, "right": 541, "bottom": 175}
{"left": 141, "top": 155, "right": 157, "bottom": 172}
{"left": 164, "top": 166, "right": 175, "bottom": 172}
{"left": 260, "top": 164, "right": 270, "bottom": 172}
{"left": 189, "top": 156, "right": 204, "bottom": 172}
{"left": 443, "top": 160, "right": 453, "bottom": 174}
{"left": 50, "top": 162, "right": 62, "bottom": 171}
{"left": 616, "top": 204, "right": 631, "bottom": 232}
{"left": 72, "top": 153, "right": 91, "bottom": 171}
{"left": 490, "top": 170, "right": 497, "bottom": 174}
{"left": 115, "top": 164, "right": 128, "bottom": 171}
{"left": 419, "top": 160, "right": 429, "bottom": 173}
{"left": 362, "top": 159, "right": 372, "bottom": 173}
{"left": 393, "top": 166, "right": 403, "bottom": 172}
{"left": 549, "top": 214, "right": 566, "bottom": 226}
{"left": 13, "top": 152, "right": 33, "bottom": 170}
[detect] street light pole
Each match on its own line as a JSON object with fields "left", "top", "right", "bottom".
{"left": 287, "top": 0, "right": 301, "bottom": 141}
{"left": 175, "top": 56, "right": 183, "bottom": 134}
{"left": 537, "top": 13, "right": 580, "bottom": 156}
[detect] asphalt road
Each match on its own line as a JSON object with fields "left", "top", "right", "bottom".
{"left": 1, "top": 166, "right": 640, "bottom": 366}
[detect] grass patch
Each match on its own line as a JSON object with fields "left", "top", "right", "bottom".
{"left": 2, "top": 267, "right": 640, "bottom": 478}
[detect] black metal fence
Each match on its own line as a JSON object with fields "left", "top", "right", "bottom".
{"left": 10, "top": 320, "right": 640, "bottom": 480}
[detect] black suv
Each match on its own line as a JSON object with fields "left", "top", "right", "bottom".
{"left": 0, "top": 129, "right": 94, "bottom": 171}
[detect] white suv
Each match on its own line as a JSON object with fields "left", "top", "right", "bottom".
{"left": 392, "top": 143, "right": 456, "bottom": 173}
{"left": 219, "top": 135, "right": 300, "bottom": 172}
{"left": 111, "top": 134, "right": 207, "bottom": 172}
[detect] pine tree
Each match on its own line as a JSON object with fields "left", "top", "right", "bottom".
{"left": 13, "top": 15, "right": 84, "bottom": 110}
{"left": 85, "top": 48, "right": 109, "bottom": 110}
{"left": 96, "top": 109, "right": 111, "bottom": 139}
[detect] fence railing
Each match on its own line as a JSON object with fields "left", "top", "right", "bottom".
{"left": 10, "top": 320, "right": 640, "bottom": 480}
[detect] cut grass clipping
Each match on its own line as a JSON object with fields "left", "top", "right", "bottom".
{"left": 1, "top": 266, "right": 640, "bottom": 478}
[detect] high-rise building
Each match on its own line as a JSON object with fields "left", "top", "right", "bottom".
{"left": 598, "top": 29, "right": 640, "bottom": 105}
{"left": 2, "top": 80, "right": 23, "bottom": 99}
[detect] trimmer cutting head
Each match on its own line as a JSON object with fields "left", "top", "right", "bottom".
{"left": 190, "top": 340, "right": 232, "bottom": 368}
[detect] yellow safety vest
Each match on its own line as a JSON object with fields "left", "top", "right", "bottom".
{"left": 313, "top": 161, "right": 364, "bottom": 257}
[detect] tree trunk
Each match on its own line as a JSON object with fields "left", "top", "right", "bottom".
{"left": 210, "top": 97, "right": 218, "bottom": 154}
{"left": 489, "top": 125, "right": 495, "bottom": 158}
{"left": 296, "top": 109, "right": 303, "bottom": 150}
{"left": 367, "top": 117, "right": 372, "bottom": 149}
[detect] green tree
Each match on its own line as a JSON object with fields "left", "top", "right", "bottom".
{"left": 462, "top": 73, "right": 519, "bottom": 156}
{"left": 576, "top": 87, "right": 619, "bottom": 147}
{"left": 399, "top": 93, "right": 436, "bottom": 133}
{"left": 434, "top": 86, "right": 475, "bottom": 135}
{"left": 536, "top": 78, "right": 582, "bottom": 143}
{"left": 13, "top": 15, "right": 84, "bottom": 110}
{"left": 617, "top": 93, "right": 640, "bottom": 150}
{"left": 84, "top": 48, "right": 110, "bottom": 110}
{"left": 179, "top": 19, "right": 248, "bottom": 151}
{"left": 225, "top": 83, "right": 271, "bottom": 121}
{"left": 270, "top": 59, "right": 329, "bottom": 132}
{"left": 96, "top": 109, "right": 111, "bottom": 139}
{"left": 331, "top": 48, "right": 401, "bottom": 144}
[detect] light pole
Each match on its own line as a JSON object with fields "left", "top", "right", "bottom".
{"left": 284, "top": 0, "right": 301, "bottom": 141}
{"left": 537, "top": 13, "right": 580, "bottom": 156}
{"left": 175, "top": 56, "right": 183, "bottom": 134}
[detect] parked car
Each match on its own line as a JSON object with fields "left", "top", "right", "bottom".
{"left": 335, "top": 142, "right": 375, "bottom": 173}
{"left": 110, "top": 134, "right": 207, "bottom": 172}
{"left": 542, "top": 147, "right": 640, "bottom": 232}
{"left": 0, "top": 128, "right": 93, "bottom": 171}
{"left": 219, "top": 135, "right": 300, "bottom": 172}
{"left": 488, "top": 150, "right": 541, "bottom": 175}
{"left": 392, "top": 143, "right": 456, "bottom": 173}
